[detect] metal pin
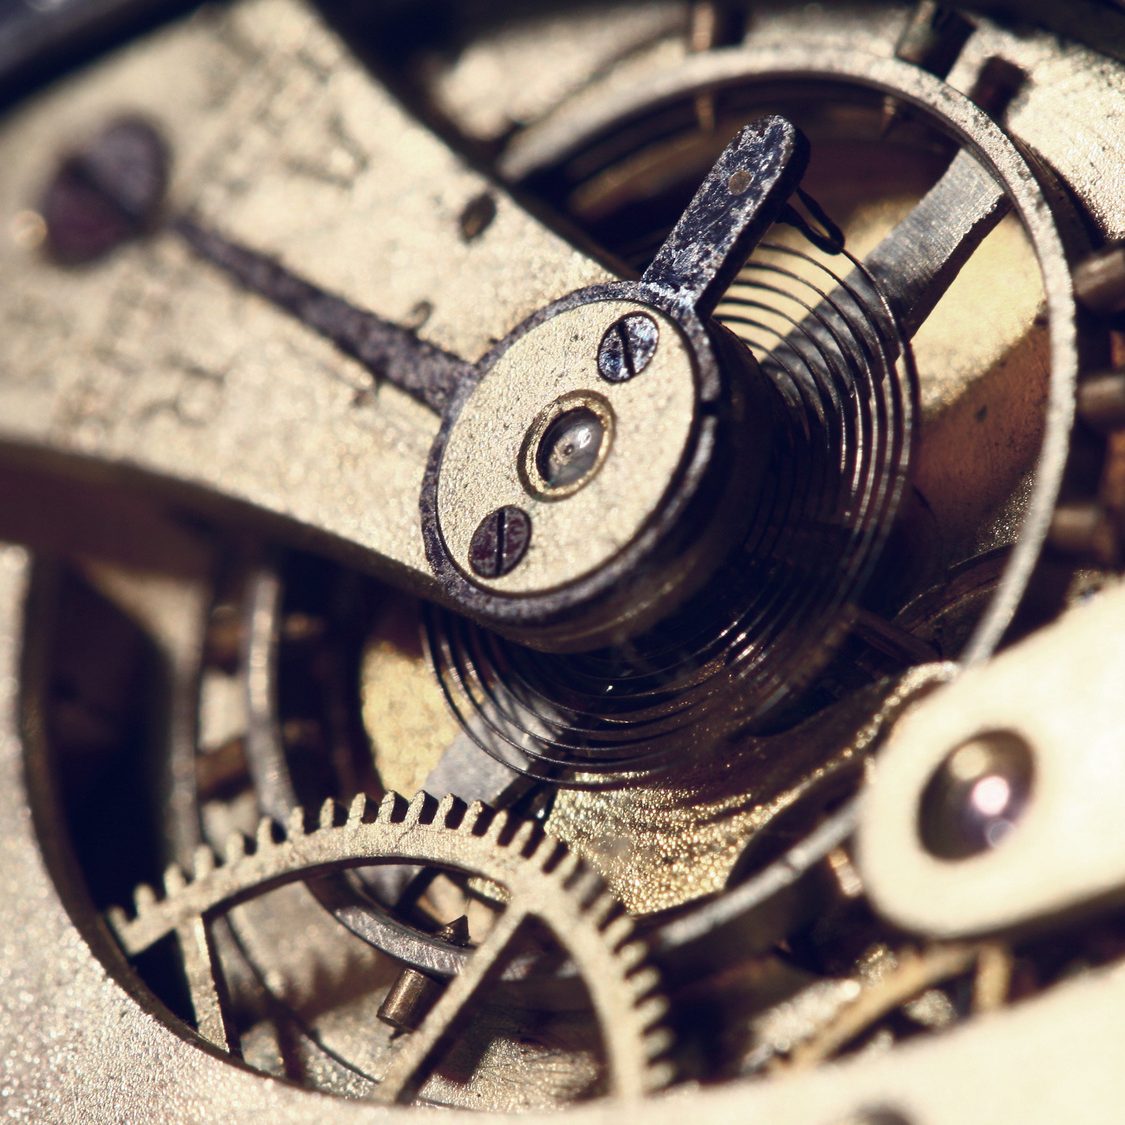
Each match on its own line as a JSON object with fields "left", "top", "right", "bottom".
{"left": 378, "top": 917, "right": 471, "bottom": 1033}
{"left": 1078, "top": 371, "right": 1125, "bottom": 432}
{"left": 1049, "top": 502, "right": 1119, "bottom": 566}
{"left": 1075, "top": 243, "right": 1125, "bottom": 315}
{"left": 882, "top": 3, "right": 974, "bottom": 136}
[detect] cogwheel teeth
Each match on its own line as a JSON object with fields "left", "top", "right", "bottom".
{"left": 346, "top": 793, "right": 370, "bottom": 826}
{"left": 284, "top": 806, "right": 306, "bottom": 840}
{"left": 105, "top": 789, "right": 673, "bottom": 1097}
{"left": 318, "top": 797, "right": 339, "bottom": 830}
{"left": 192, "top": 845, "right": 217, "bottom": 879}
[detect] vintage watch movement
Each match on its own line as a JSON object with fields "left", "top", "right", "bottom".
{"left": 3, "top": 0, "right": 1125, "bottom": 1120}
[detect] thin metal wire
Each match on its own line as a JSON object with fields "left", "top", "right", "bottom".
{"left": 426, "top": 229, "right": 917, "bottom": 787}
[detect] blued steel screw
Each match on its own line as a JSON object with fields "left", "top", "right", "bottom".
{"left": 468, "top": 505, "right": 532, "bottom": 578}
{"left": 41, "top": 116, "right": 170, "bottom": 265}
{"left": 597, "top": 312, "right": 659, "bottom": 383}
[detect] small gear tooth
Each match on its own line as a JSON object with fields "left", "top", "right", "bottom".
{"left": 284, "top": 806, "right": 306, "bottom": 840}
{"left": 222, "top": 832, "right": 247, "bottom": 862}
{"left": 104, "top": 904, "right": 129, "bottom": 934}
{"left": 133, "top": 883, "right": 157, "bottom": 913}
{"left": 644, "top": 1026, "right": 674, "bottom": 1060}
{"left": 379, "top": 791, "right": 407, "bottom": 822}
{"left": 435, "top": 792, "right": 467, "bottom": 828}
{"left": 192, "top": 844, "right": 216, "bottom": 879}
{"left": 403, "top": 790, "right": 436, "bottom": 826}
{"left": 589, "top": 892, "right": 622, "bottom": 929}
{"left": 644, "top": 1058, "right": 676, "bottom": 1091}
{"left": 507, "top": 818, "right": 541, "bottom": 857}
{"left": 537, "top": 839, "right": 573, "bottom": 875}
{"left": 628, "top": 966, "right": 662, "bottom": 1000}
{"left": 602, "top": 915, "right": 635, "bottom": 951}
{"left": 635, "top": 994, "right": 669, "bottom": 1031}
{"left": 256, "top": 816, "right": 279, "bottom": 851}
{"left": 346, "top": 793, "right": 371, "bottom": 826}
{"left": 544, "top": 847, "right": 581, "bottom": 880}
{"left": 567, "top": 867, "right": 604, "bottom": 905}
{"left": 163, "top": 863, "right": 187, "bottom": 897}
{"left": 482, "top": 809, "right": 511, "bottom": 841}
{"left": 318, "top": 797, "right": 340, "bottom": 831}
{"left": 461, "top": 800, "right": 492, "bottom": 835}
{"left": 617, "top": 940, "right": 648, "bottom": 972}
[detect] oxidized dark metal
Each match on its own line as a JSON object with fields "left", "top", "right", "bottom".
{"left": 639, "top": 116, "right": 808, "bottom": 318}
{"left": 42, "top": 115, "right": 169, "bottom": 264}
{"left": 894, "top": 2, "right": 974, "bottom": 76}
{"left": 597, "top": 313, "right": 659, "bottom": 383}
{"left": 173, "top": 216, "right": 470, "bottom": 413}
{"left": 468, "top": 505, "right": 532, "bottom": 578}
{"left": 420, "top": 117, "right": 808, "bottom": 647}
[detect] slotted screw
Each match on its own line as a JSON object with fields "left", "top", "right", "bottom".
{"left": 468, "top": 506, "right": 532, "bottom": 578}
{"left": 597, "top": 312, "right": 659, "bottom": 383}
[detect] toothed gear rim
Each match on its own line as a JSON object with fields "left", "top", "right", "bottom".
{"left": 107, "top": 790, "right": 673, "bottom": 1102}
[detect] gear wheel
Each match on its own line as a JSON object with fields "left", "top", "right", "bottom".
{"left": 106, "top": 789, "right": 673, "bottom": 1104}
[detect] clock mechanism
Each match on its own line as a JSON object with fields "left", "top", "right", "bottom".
{"left": 2, "top": 2, "right": 1125, "bottom": 1121}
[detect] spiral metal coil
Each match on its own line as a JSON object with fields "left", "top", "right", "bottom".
{"left": 427, "top": 228, "right": 917, "bottom": 787}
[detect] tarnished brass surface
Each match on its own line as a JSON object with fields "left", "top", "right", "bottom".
{"left": 0, "top": 0, "right": 611, "bottom": 591}
{"left": 860, "top": 579, "right": 1125, "bottom": 937}
{"left": 437, "top": 299, "right": 697, "bottom": 595}
{"left": 4, "top": 1, "right": 1125, "bottom": 1121}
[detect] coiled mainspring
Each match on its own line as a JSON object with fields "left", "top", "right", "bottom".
{"left": 427, "top": 226, "right": 917, "bottom": 787}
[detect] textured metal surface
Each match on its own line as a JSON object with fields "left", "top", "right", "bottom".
{"left": 4, "top": 0, "right": 1125, "bottom": 1121}
{"left": 859, "top": 579, "right": 1125, "bottom": 937}
{"left": 435, "top": 299, "right": 698, "bottom": 597}
{"left": 0, "top": 0, "right": 611, "bottom": 594}
{"left": 503, "top": 42, "right": 1079, "bottom": 667}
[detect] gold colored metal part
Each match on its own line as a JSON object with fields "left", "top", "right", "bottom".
{"left": 109, "top": 791, "right": 673, "bottom": 1103}
{"left": 0, "top": 0, "right": 611, "bottom": 592}
{"left": 785, "top": 943, "right": 980, "bottom": 1070}
{"left": 437, "top": 300, "right": 696, "bottom": 595}
{"left": 860, "top": 580, "right": 1125, "bottom": 938}
{"left": 3, "top": 1, "right": 1125, "bottom": 1122}
{"left": 546, "top": 666, "right": 952, "bottom": 914}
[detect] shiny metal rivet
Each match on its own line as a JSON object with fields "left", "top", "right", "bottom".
{"left": 468, "top": 505, "right": 532, "bottom": 578}
{"left": 919, "top": 730, "right": 1034, "bottom": 860}
{"left": 597, "top": 312, "right": 659, "bottom": 383}
{"left": 536, "top": 406, "right": 606, "bottom": 489}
